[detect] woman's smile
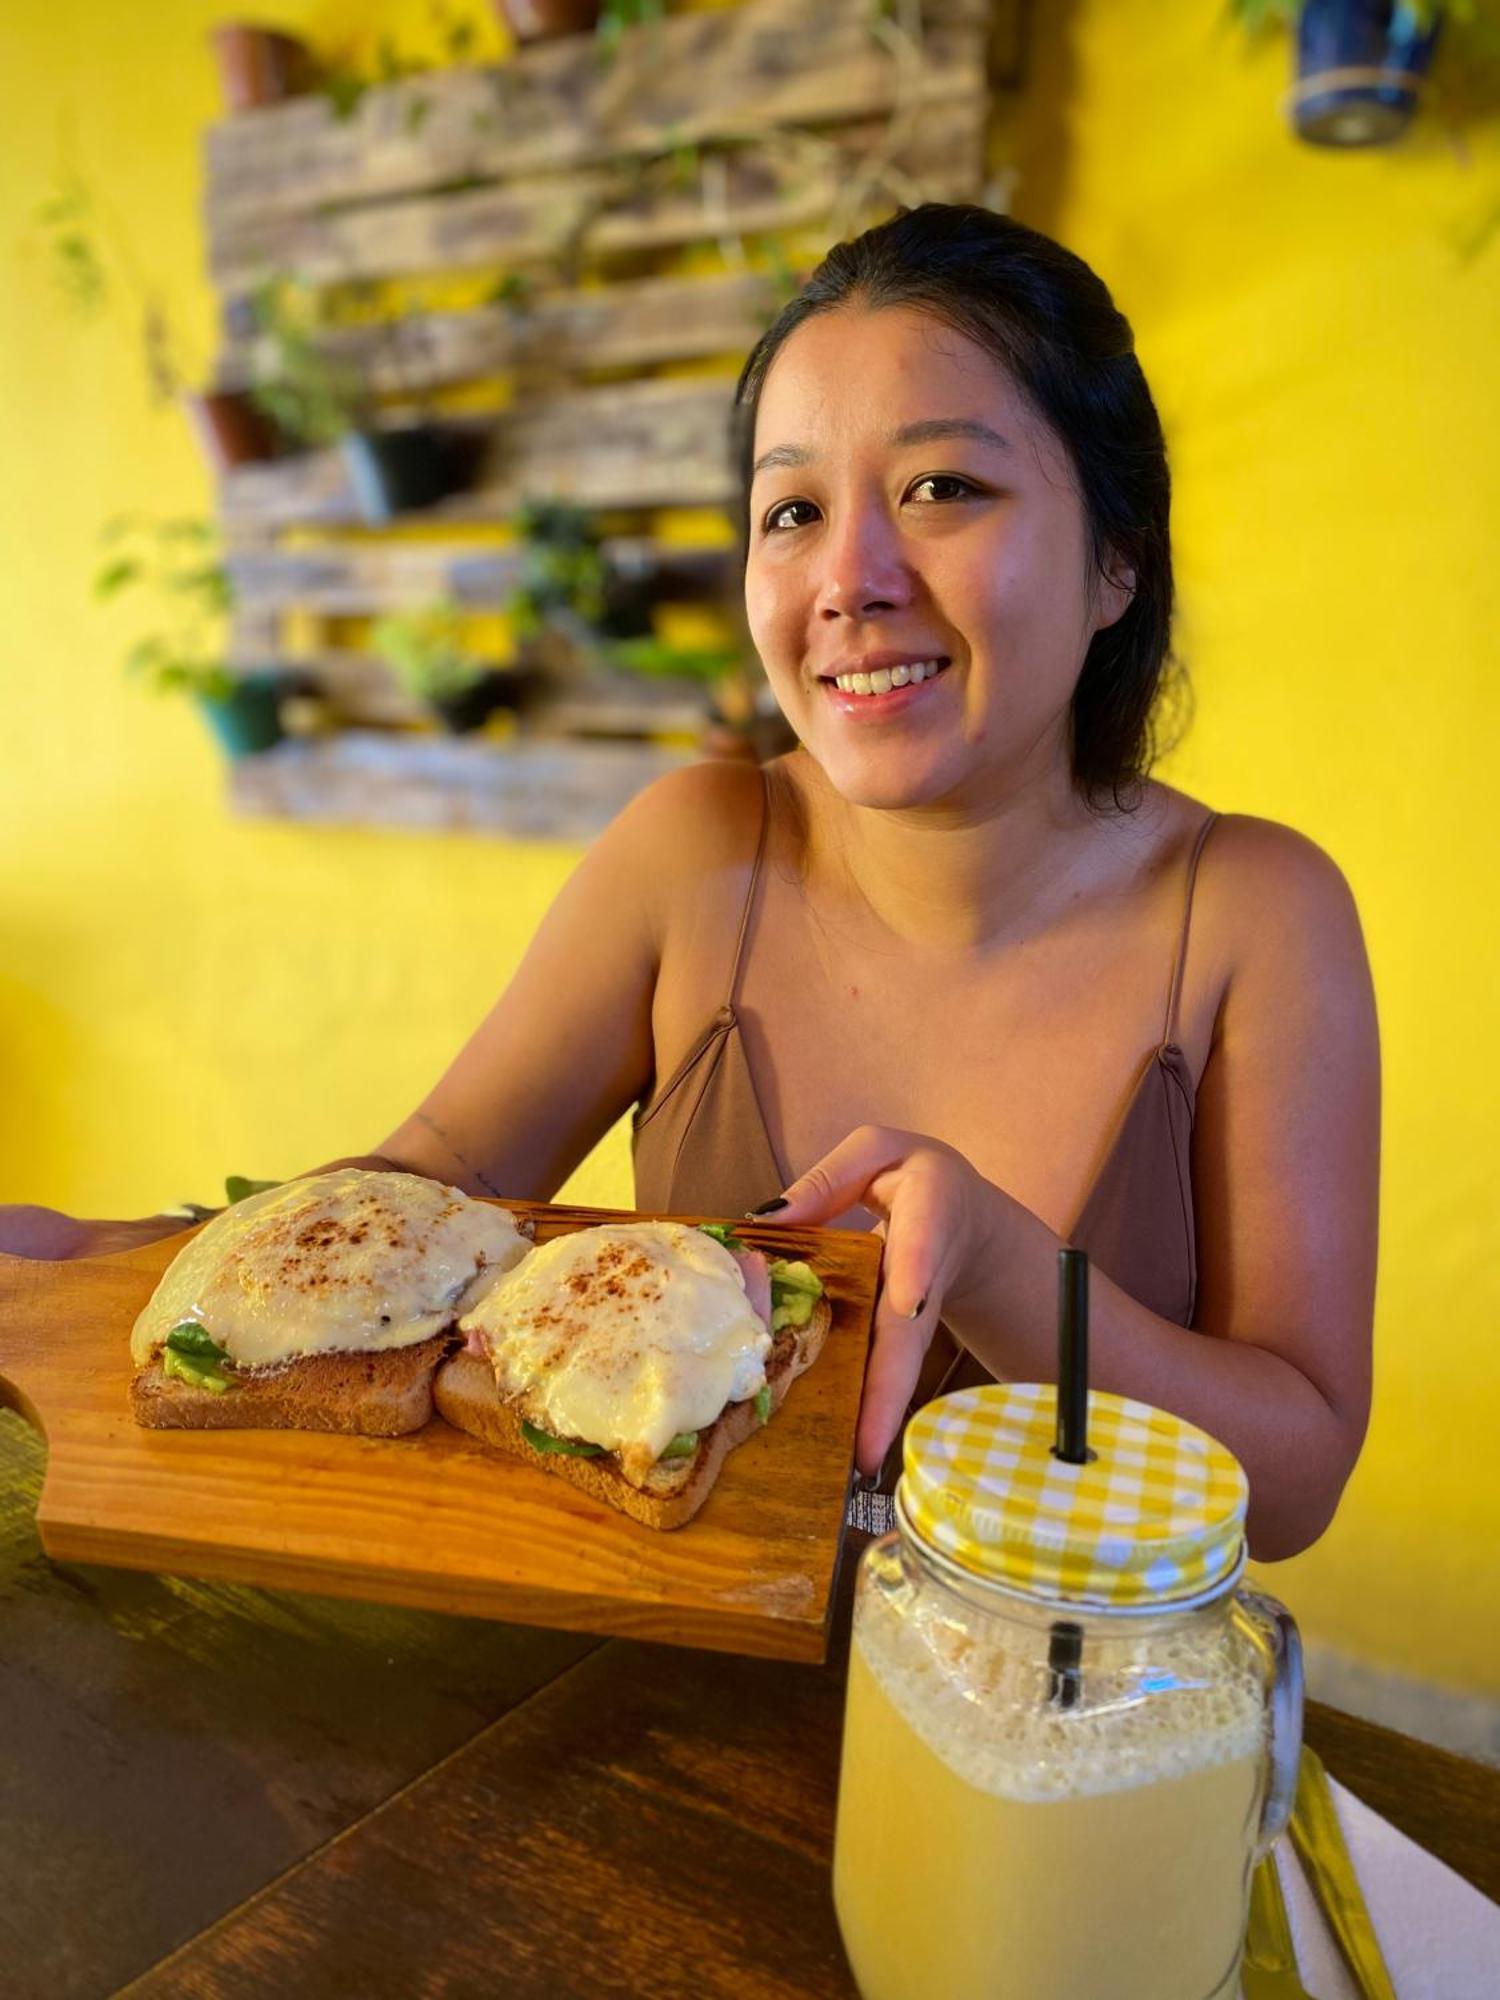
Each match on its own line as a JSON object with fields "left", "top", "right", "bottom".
{"left": 818, "top": 655, "right": 955, "bottom": 720}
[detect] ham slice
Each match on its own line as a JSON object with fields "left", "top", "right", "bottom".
{"left": 732, "top": 1246, "right": 773, "bottom": 1330}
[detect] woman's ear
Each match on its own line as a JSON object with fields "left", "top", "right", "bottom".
{"left": 1094, "top": 556, "right": 1137, "bottom": 633}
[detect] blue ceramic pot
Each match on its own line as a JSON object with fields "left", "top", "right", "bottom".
{"left": 196, "top": 673, "right": 284, "bottom": 758}
{"left": 1293, "top": 0, "right": 1444, "bottom": 146}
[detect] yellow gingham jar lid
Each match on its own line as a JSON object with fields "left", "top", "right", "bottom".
{"left": 899, "top": 1384, "right": 1248, "bottom": 1610}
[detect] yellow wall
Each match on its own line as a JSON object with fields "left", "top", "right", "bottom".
{"left": 2, "top": 2, "right": 1497, "bottom": 1696}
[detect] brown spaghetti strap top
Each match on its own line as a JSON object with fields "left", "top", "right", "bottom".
{"left": 633, "top": 787, "right": 1219, "bottom": 1427}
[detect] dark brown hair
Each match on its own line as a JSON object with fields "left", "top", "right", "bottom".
{"left": 733, "top": 204, "right": 1185, "bottom": 808}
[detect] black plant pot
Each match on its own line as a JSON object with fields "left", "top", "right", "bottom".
{"left": 430, "top": 670, "right": 518, "bottom": 735}
{"left": 339, "top": 425, "right": 475, "bottom": 523}
{"left": 1292, "top": 0, "right": 1443, "bottom": 147}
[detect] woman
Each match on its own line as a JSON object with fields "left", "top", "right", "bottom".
{"left": 3, "top": 207, "right": 1378, "bottom": 1562}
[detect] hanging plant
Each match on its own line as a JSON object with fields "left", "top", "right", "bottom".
{"left": 1227, "top": 1, "right": 1496, "bottom": 146}
{"left": 34, "top": 163, "right": 279, "bottom": 470}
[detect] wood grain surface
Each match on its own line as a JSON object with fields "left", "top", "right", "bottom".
{"left": 1302, "top": 1698, "right": 1500, "bottom": 1907}
{"left": 0, "top": 1409, "right": 601, "bottom": 2000}
{"left": 0, "top": 1202, "right": 881, "bottom": 1662}
{"left": 119, "top": 1543, "right": 875, "bottom": 2000}
{"left": 112, "top": 1555, "right": 1500, "bottom": 2000}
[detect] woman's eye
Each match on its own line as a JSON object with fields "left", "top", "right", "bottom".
{"left": 763, "top": 498, "right": 819, "bottom": 533}
{"left": 907, "top": 474, "right": 978, "bottom": 504}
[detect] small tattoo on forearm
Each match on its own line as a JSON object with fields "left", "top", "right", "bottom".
{"left": 413, "top": 1111, "right": 504, "bottom": 1197}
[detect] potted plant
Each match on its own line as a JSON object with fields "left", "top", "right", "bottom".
{"left": 1227, "top": 0, "right": 1491, "bottom": 146}
{"left": 210, "top": 23, "right": 318, "bottom": 114}
{"left": 248, "top": 277, "right": 478, "bottom": 520}
{"left": 94, "top": 516, "right": 285, "bottom": 757}
{"left": 503, "top": 498, "right": 614, "bottom": 677}
{"left": 370, "top": 602, "right": 515, "bottom": 733}
{"left": 35, "top": 170, "right": 280, "bottom": 472}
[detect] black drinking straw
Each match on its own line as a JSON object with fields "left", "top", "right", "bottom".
{"left": 1049, "top": 1249, "right": 1090, "bottom": 1709}
{"left": 1054, "top": 1247, "right": 1090, "bottom": 1467}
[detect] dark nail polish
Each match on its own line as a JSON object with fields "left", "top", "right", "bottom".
{"left": 747, "top": 1197, "right": 789, "bottom": 1216}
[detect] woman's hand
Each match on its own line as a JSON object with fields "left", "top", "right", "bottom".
{"left": 752, "top": 1126, "right": 1004, "bottom": 1479}
{"left": 0, "top": 1206, "right": 189, "bottom": 1260}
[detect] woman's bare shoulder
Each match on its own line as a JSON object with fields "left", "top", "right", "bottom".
{"left": 1199, "top": 808, "right": 1361, "bottom": 930}
{"left": 621, "top": 755, "right": 769, "bottom": 869}
{"left": 1177, "top": 800, "right": 1369, "bottom": 1016}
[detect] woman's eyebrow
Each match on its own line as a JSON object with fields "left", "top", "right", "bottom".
{"left": 751, "top": 417, "right": 1011, "bottom": 479}
{"left": 890, "top": 418, "right": 1012, "bottom": 452}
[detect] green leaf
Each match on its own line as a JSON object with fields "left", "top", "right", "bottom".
{"left": 753, "top": 1385, "right": 772, "bottom": 1425}
{"left": 225, "top": 1175, "right": 280, "bottom": 1205}
{"left": 124, "top": 636, "right": 171, "bottom": 678}
{"left": 165, "top": 1322, "right": 227, "bottom": 1358}
{"left": 660, "top": 1430, "right": 699, "bottom": 1460}
{"left": 520, "top": 1418, "right": 605, "bottom": 1457}
{"left": 162, "top": 1325, "right": 235, "bottom": 1393}
{"left": 93, "top": 557, "right": 141, "bottom": 599}
{"left": 606, "top": 640, "right": 740, "bottom": 682}
{"left": 698, "top": 1222, "right": 747, "bottom": 1255}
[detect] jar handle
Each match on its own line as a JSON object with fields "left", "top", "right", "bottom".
{"left": 1235, "top": 1587, "right": 1304, "bottom": 1854}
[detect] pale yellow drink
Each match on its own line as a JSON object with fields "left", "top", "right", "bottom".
{"left": 834, "top": 1625, "right": 1266, "bottom": 2000}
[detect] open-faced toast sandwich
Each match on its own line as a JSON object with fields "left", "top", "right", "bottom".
{"left": 129, "top": 1169, "right": 531, "bottom": 1435}
{"left": 434, "top": 1220, "right": 828, "bottom": 1528}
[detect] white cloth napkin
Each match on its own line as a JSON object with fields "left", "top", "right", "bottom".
{"left": 1256, "top": 1773, "right": 1500, "bottom": 1999}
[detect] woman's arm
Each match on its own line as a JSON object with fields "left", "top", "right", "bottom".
{"left": 770, "top": 820, "right": 1381, "bottom": 1563}
{"left": 372, "top": 761, "right": 746, "bottom": 1199}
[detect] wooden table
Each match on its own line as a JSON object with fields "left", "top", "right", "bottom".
{"left": 3, "top": 1409, "right": 1496, "bottom": 2000}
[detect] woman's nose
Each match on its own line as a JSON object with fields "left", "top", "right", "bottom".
{"left": 813, "top": 507, "right": 914, "bottom": 621}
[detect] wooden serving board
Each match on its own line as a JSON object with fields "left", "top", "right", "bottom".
{"left": 0, "top": 1203, "right": 881, "bottom": 1663}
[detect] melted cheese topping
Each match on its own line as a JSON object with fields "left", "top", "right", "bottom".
{"left": 459, "top": 1221, "right": 771, "bottom": 1481}
{"left": 131, "top": 1170, "right": 531, "bottom": 1370}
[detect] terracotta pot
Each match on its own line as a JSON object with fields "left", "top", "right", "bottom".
{"left": 183, "top": 390, "right": 281, "bottom": 474}
{"left": 211, "top": 23, "right": 316, "bottom": 114}
{"left": 493, "top": 0, "right": 602, "bottom": 46}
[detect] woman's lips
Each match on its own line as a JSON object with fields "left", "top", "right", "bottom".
{"left": 819, "top": 663, "right": 952, "bottom": 720}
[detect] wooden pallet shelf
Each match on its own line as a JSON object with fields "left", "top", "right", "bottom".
{"left": 205, "top": 0, "right": 989, "bottom": 251}
{"left": 229, "top": 731, "right": 699, "bottom": 840}
{"left": 224, "top": 535, "right": 731, "bottom": 615}
{"left": 219, "top": 270, "right": 786, "bottom": 396}
{"left": 199, "top": 0, "right": 1002, "bottom": 833}
{"left": 220, "top": 375, "right": 741, "bottom": 527}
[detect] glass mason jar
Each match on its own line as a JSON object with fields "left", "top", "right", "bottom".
{"left": 833, "top": 1385, "right": 1303, "bottom": 2000}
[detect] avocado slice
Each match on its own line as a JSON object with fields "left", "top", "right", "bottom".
{"left": 161, "top": 1322, "right": 236, "bottom": 1393}
{"left": 520, "top": 1419, "right": 605, "bottom": 1458}
{"left": 768, "top": 1258, "right": 823, "bottom": 1332}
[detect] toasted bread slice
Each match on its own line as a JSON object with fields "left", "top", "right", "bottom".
{"left": 433, "top": 1296, "right": 833, "bottom": 1529}
{"left": 130, "top": 1331, "right": 452, "bottom": 1437}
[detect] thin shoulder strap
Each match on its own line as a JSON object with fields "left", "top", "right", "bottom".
{"left": 724, "top": 766, "right": 773, "bottom": 1011}
{"left": 1162, "top": 812, "right": 1218, "bottom": 1046}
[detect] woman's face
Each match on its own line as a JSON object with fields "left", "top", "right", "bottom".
{"left": 744, "top": 305, "right": 1132, "bottom": 812}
